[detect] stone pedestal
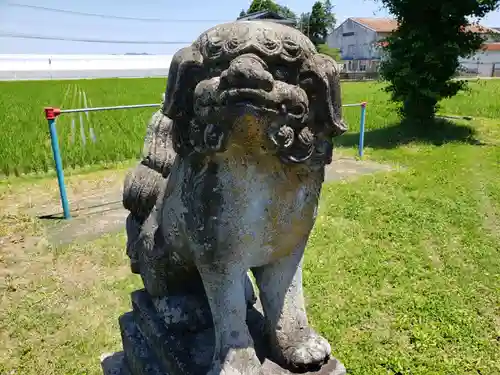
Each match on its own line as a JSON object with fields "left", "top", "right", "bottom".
{"left": 101, "top": 289, "right": 346, "bottom": 375}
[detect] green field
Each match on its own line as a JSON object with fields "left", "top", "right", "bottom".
{"left": 0, "top": 78, "right": 166, "bottom": 176}
{"left": 0, "top": 78, "right": 499, "bottom": 375}
{"left": 1, "top": 78, "right": 500, "bottom": 176}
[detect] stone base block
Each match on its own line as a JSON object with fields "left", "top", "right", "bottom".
{"left": 101, "top": 352, "right": 130, "bottom": 375}
{"left": 101, "top": 289, "right": 346, "bottom": 375}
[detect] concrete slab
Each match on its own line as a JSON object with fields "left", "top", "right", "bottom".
{"left": 325, "top": 157, "right": 393, "bottom": 182}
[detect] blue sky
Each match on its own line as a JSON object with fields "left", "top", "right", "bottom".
{"left": 1, "top": 0, "right": 499, "bottom": 54}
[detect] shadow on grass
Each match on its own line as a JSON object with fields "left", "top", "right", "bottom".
{"left": 38, "top": 213, "right": 63, "bottom": 221}
{"left": 336, "top": 118, "right": 486, "bottom": 149}
{"left": 38, "top": 200, "right": 123, "bottom": 220}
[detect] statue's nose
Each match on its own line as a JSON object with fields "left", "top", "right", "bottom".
{"left": 219, "top": 54, "right": 273, "bottom": 91}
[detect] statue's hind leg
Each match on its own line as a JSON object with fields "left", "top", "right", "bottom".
{"left": 252, "top": 239, "right": 332, "bottom": 371}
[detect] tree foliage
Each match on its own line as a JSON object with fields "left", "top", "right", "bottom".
{"left": 241, "top": 0, "right": 297, "bottom": 20}
{"left": 297, "top": 12, "right": 311, "bottom": 36}
{"left": 379, "top": 0, "right": 500, "bottom": 122}
{"left": 298, "top": 1, "right": 336, "bottom": 46}
{"left": 322, "top": 0, "right": 336, "bottom": 35}
{"left": 276, "top": 5, "right": 296, "bottom": 19}
{"left": 247, "top": 0, "right": 279, "bottom": 14}
{"left": 239, "top": 0, "right": 341, "bottom": 61}
{"left": 309, "top": 2, "right": 328, "bottom": 45}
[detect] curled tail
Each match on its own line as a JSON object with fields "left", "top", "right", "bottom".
{"left": 123, "top": 107, "right": 176, "bottom": 221}
{"left": 122, "top": 105, "right": 176, "bottom": 273}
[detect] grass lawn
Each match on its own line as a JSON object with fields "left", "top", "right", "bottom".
{"left": 0, "top": 79, "right": 499, "bottom": 375}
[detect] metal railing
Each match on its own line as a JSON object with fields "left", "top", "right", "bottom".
{"left": 44, "top": 101, "right": 367, "bottom": 220}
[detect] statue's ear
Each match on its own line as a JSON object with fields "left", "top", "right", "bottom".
{"left": 299, "top": 54, "right": 347, "bottom": 137}
{"left": 163, "top": 46, "right": 204, "bottom": 120}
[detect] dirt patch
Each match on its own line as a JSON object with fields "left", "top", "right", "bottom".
{"left": 325, "top": 157, "right": 395, "bottom": 182}
{"left": 0, "top": 167, "right": 131, "bottom": 247}
{"left": 0, "top": 168, "right": 129, "bottom": 218}
{"left": 478, "top": 189, "right": 500, "bottom": 240}
{"left": 0, "top": 157, "right": 396, "bottom": 247}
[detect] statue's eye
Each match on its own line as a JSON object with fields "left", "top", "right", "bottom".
{"left": 205, "top": 37, "right": 224, "bottom": 57}
{"left": 225, "top": 37, "right": 242, "bottom": 52}
{"left": 263, "top": 38, "right": 279, "bottom": 52}
{"left": 283, "top": 38, "right": 301, "bottom": 59}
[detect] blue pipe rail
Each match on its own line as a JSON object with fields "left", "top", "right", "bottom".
{"left": 46, "top": 112, "right": 71, "bottom": 219}
{"left": 44, "top": 101, "right": 368, "bottom": 219}
{"left": 358, "top": 102, "right": 367, "bottom": 158}
{"left": 59, "top": 103, "right": 160, "bottom": 114}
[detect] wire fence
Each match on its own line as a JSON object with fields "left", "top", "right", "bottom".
{"left": 339, "top": 63, "right": 500, "bottom": 80}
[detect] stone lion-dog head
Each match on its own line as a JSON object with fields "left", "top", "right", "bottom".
{"left": 163, "top": 21, "right": 346, "bottom": 169}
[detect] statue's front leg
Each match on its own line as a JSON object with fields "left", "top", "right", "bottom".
{"left": 253, "top": 240, "right": 332, "bottom": 371}
{"left": 197, "top": 263, "right": 262, "bottom": 375}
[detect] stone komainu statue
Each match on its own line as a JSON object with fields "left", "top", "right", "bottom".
{"left": 118, "top": 20, "right": 347, "bottom": 375}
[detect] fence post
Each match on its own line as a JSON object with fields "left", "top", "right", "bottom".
{"left": 44, "top": 107, "right": 71, "bottom": 219}
{"left": 358, "top": 102, "right": 367, "bottom": 158}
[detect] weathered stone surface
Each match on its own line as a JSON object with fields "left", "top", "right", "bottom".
{"left": 101, "top": 352, "right": 130, "bottom": 375}
{"left": 103, "top": 291, "right": 346, "bottom": 375}
{"left": 106, "top": 19, "right": 348, "bottom": 375}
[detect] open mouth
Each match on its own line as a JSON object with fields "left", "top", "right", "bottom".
{"left": 219, "top": 88, "right": 306, "bottom": 117}
{"left": 220, "top": 88, "right": 274, "bottom": 109}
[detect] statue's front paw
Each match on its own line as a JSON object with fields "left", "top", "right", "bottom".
{"left": 277, "top": 327, "right": 331, "bottom": 370}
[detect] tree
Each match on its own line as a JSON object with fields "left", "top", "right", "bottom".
{"left": 246, "top": 0, "right": 279, "bottom": 15}
{"left": 298, "top": 12, "right": 309, "bottom": 36}
{"left": 378, "top": 0, "right": 500, "bottom": 123}
{"left": 242, "top": 0, "right": 297, "bottom": 21}
{"left": 307, "top": 1, "right": 336, "bottom": 46}
{"left": 239, "top": 0, "right": 341, "bottom": 60}
{"left": 323, "top": 0, "right": 336, "bottom": 35}
{"left": 277, "top": 5, "right": 296, "bottom": 19}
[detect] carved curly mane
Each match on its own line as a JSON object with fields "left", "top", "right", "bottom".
{"left": 163, "top": 21, "right": 346, "bottom": 167}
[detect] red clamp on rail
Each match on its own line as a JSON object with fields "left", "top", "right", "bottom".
{"left": 44, "top": 107, "right": 61, "bottom": 120}
{"left": 360, "top": 101, "right": 367, "bottom": 108}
